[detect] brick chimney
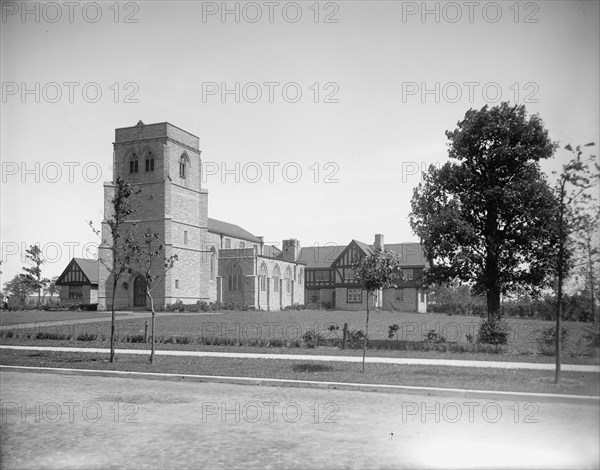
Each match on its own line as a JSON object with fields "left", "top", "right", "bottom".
{"left": 374, "top": 234, "right": 384, "bottom": 251}
{"left": 282, "top": 239, "right": 300, "bottom": 262}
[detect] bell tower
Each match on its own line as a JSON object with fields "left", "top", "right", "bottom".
{"left": 98, "top": 121, "right": 210, "bottom": 310}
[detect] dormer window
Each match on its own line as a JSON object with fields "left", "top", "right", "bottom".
{"left": 129, "top": 153, "right": 138, "bottom": 174}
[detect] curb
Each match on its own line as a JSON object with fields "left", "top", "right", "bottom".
{"left": 2, "top": 365, "right": 598, "bottom": 405}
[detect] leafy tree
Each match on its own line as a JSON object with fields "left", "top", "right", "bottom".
{"left": 126, "top": 231, "right": 178, "bottom": 363}
{"left": 410, "top": 102, "right": 558, "bottom": 319}
{"left": 573, "top": 193, "right": 600, "bottom": 325}
{"left": 3, "top": 274, "right": 35, "bottom": 307}
{"left": 550, "top": 143, "right": 598, "bottom": 382}
{"left": 352, "top": 249, "right": 403, "bottom": 372}
{"left": 21, "top": 245, "right": 49, "bottom": 307}
{"left": 47, "top": 276, "right": 61, "bottom": 302}
{"left": 91, "top": 177, "right": 140, "bottom": 363}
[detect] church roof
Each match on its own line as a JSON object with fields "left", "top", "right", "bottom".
{"left": 261, "top": 245, "right": 282, "bottom": 259}
{"left": 207, "top": 218, "right": 262, "bottom": 244}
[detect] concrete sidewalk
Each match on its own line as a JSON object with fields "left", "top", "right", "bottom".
{"left": 2, "top": 345, "right": 599, "bottom": 373}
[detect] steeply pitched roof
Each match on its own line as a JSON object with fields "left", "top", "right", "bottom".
{"left": 354, "top": 240, "right": 374, "bottom": 256}
{"left": 297, "top": 245, "right": 346, "bottom": 269}
{"left": 75, "top": 258, "right": 100, "bottom": 283}
{"left": 57, "top": 258, "right": 99, "bottom": 285}
{"left": 298, "top": 241, "right": 427, "bottom": 269}
{"left": 378, "top": 243, "right": 427, "bottom": 266}
{"left": 261, "top": 245, "right": 282, "bottom": 260}
{"left": 207, "top": 218, "right": 262, "bottom": 244}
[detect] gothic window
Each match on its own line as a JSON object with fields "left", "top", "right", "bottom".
{"left": 298, "top": 268, "right": 303, "bottom": 285}
{"left": 179, "top": 155, "right": 187, "bottom": 178}
{"left": 285, "top": 266, "right": 292, "bottom": 293}
{"left": 129, "top": 153, "right": 138, "bottom": 174}
{"left": 273, "top": 265, "right": 281, "bottom": 293}
{"left": 145, "top": 151, "right": 154, "bottom": 172}
{"left": 228, "top": 264, "right": 242, "bottom": 291}
{"left": 259, "top": 263, "right": 268, "bottom": 292}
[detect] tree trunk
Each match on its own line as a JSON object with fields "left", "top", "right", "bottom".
{"left": 149, "top": 293, "right": 155, "bottom": 364}
{"left": 362, "top": 291, "right": 370, "bottom": 373}
{"left": 589, "top": 245, "right": 596, "bottom": 325}
{"left": 555, "top": 272, "right": 562, "bottom": 384}
{"left": 110, "top": 277, "right": 118, "bottom": 363}
{"left": 486, "top": 288, "right": 501, "bottom": 320}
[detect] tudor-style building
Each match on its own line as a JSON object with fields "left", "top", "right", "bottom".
{"left": 56, "top": 257, "right": 99, "bottom": 304}
{"left": 298, "top": 235, "right": 427, "bottom": 312}
{"left": 97, "top": 121, "right": 304, "bottom": 311}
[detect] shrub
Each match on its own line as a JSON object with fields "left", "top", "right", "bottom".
{"left": 536, "top": 326, "right": 568, "bottom": 355}
{"left": 76, "top": 333, "right": 98, "bottom": 341}
{"left": 476, "top": 317, "right": 510, "bottom": 345}
{"left": 163, "top": 335, "right": 193, "bottom": 345}
{"left": 423, "top": 329, "right": 446, "bottom": 344}
{"left": 583, "top": 326, "right": 600, "bottom": 348}
{"left": 125, "top": 334, "right": 146, "bottom": 343}
{"left": 388, "top": 324, "right": 399, "bottom": 340}
{"left": 302, "top": 330, "right": 325, "bottom": 348}
{"left": 36, "top": 331, "right": 69, "bottom": 340}
{"left": 346, "top": 329, "right": 365, "bottom": 347}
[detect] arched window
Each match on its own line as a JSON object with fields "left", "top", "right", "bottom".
{"left": 210, "top": 247, "right": 216, "bottom": 280}
{"left": 228, "top": 264, "right": 242, "bottom": 291}
{"left": 273, "top": 265, "right": 281, "bottom": 293}
{"left": 129, "top": 153, "right": 138, "bottom": 174}
{"left": 259, "top": 263, "right": 268, "bottom": 292}
{"left": 298, "top": 268, "right": 303, "bottom": 286}
{"left": 286, "top": 267, "right": 293, "bottom": 292}
{"left": 145, "top": 151, "right": 154, "bottom": 172}
{"left": 179, "top": 154, "right": 187, "bottom": 178}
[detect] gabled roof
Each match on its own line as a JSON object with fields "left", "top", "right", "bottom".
{"left": 377, "top": 243, "right": 427, "bottom": 266}
{"left": 298, "top": 241, "right": 427, "bottom": 269}
{"left": 354, "top": 240, "right": 374, "bottom": 256}
{"left": 261, "top": 245, "right": 282, "bottom": 260}
{"left": 207, "top": 218, "right": 262, "bottom": 244}
{"left": 297, "top": 245, "right": 346, "bottom": 269}
{"left": 56, "top": 258, "right": 99, "bottom": 285}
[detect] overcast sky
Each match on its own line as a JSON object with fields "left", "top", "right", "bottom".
{"left": 1, "top": 0, "right": 599, "bottom": 283}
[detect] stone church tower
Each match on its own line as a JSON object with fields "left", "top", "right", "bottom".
{"left": 98, "top": 121, "right": 210, "bottom": 310}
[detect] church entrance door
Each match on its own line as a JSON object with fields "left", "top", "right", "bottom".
{"left": 134, "top": 275, "right": 146, "bottom": 307}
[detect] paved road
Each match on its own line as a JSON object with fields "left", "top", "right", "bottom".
{"left": 1, "top": 371, "right": 598, "bottom": 469}
{"left": 2, "top": 345, "right": 599, "bottom": 372}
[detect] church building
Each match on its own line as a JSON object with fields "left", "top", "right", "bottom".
{"left": 98, "top": 121, "right": 305, "bottom": 311}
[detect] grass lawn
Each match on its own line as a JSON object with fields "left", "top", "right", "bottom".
{"left": 2, "top": 310, "right": 596, "bottom": 357}
{"left": 0, "top": 310, "right": 132, "bottom": 326}
{"left": 1, "top": 348, "right": 598, "bottom": 397}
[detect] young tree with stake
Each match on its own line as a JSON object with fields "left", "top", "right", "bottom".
{"left": 91, "top": 177, "right": 140, "bottom": 363}
{"left": 352, "top": 249, "right": 403, "bottom": 372}
{"left": 551, "top": 142, "right": 598, "bottom": 383}
{"left": 127, "top": 231, "right": 178, "bottom": 364}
